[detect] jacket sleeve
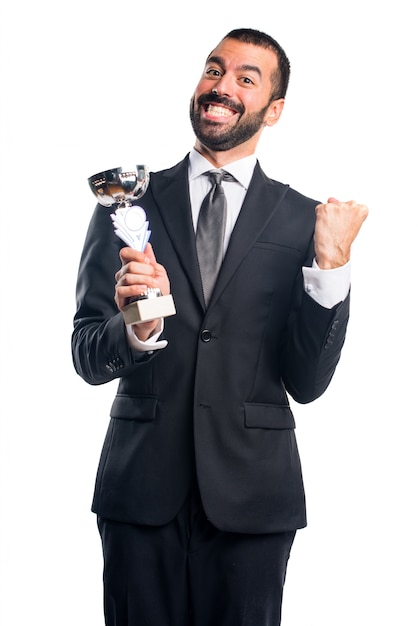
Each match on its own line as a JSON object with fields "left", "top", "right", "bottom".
{"left": 281, "top": 274, "right": 350, "bottom": 404}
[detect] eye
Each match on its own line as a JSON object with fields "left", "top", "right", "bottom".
{"left": 206, "top": 68, "right": 222, "bottom": 77}
{"left": 240, "top": 76, "right": 255, "bottom": 85}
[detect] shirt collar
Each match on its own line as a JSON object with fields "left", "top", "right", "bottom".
{"left": 188, "top": 147, "right": 257, "bottom": 190}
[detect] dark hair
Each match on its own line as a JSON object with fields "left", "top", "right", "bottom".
{"left": 223, "top": 28, "right": 290, "bottom": 100}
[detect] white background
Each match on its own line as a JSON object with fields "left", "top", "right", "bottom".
{"left": 0, "top": 1, "right": 417, "bottom": 624}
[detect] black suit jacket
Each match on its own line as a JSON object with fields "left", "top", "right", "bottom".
{"left": 72, "top": 156, "right": 349, "bottom": 534}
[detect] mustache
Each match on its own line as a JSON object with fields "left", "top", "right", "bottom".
{"left": 197, "top": 93, "right": 244, "bottom": 115}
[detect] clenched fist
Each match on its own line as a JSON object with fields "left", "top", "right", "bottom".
{"left": 314, "top": 198, "right": 369, "bottom": 269}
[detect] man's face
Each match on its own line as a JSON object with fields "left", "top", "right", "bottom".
{"left": 190, "top": 38, "right": 283, "bottom": 154}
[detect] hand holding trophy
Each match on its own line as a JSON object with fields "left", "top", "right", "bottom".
{"left": 88, "top": 165, "right": 176, "bottom": 325}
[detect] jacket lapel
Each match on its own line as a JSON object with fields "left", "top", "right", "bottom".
{"left": 210, "top": 162, "right": 289, "bottom": 306}
{"left": 150, "top": 156, "right": 206, "bottom": 307}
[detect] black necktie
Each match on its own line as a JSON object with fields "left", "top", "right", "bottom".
{"left": 196, "top": 170, "right": 233, "bottom": 304}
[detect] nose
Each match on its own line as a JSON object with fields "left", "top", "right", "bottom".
{"left": 212, "top": 73, "right": 234, "bottom": 97}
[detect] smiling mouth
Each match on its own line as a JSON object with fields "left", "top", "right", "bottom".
{"left": 205, "top": 103, "right": 235, "bottom": 118}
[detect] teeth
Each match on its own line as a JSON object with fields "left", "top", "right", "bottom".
{"left": 207, "top": 104, "right": 234, "bottom": 117}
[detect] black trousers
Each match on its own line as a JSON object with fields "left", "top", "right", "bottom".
{"left": 97, "top": 487, "right": 296, "bottom": 626}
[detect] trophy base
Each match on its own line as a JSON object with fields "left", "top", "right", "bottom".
{"left": 122, "top": 293, "right": 176, "bottom": 325}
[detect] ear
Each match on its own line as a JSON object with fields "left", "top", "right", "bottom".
{"left": 264, "top": 98, "right": 285, "bottom": 127}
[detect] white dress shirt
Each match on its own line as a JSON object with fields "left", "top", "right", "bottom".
{"left": 128, "top": 148, "right": 350, "bottom": 351}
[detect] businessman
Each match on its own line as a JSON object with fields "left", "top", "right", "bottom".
{"left": 72, "top": 28, "right": 368, "bottom": 626}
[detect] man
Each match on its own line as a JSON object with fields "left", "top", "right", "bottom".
{"left": 72, "top": 28, "right": 368, "bottom": 626}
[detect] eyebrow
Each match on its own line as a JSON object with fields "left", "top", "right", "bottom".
{"left": 206, "top": 56, "right": 262, "bottom": 78}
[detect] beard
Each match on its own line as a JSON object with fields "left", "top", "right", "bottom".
{"left": 189, "top": 93, "right": 270, "bottom": 152}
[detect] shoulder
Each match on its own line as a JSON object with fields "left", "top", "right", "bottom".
{"left": 150, "top": 155, "right": 190, "bottom": 182}
{"left": 256, "top": 161, "right": 320, "bottom": 211}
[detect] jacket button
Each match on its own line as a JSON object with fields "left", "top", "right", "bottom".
{"left": 201, "top": 329, "right": 212, "bottom": 342}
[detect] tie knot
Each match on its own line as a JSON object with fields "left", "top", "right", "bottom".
{"left": 206, "top": 170, "right": 235, "bottom": 186}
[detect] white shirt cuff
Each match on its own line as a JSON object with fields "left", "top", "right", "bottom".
{"left": 303, "top": 260, "right": 351, "bottom": 309}
{"left": 126, "top": 318, "right": 167, "bottom": 352}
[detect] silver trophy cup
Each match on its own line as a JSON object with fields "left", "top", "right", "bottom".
{"left": 88, "top": 165, "right": 176, "bottom": 325}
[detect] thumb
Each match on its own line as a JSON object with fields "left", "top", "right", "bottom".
{"left": 327, "top": 197, "right": 340, "bottom": 204}
{"left": 144, "top": 242, "right": 157, "bottom": 265}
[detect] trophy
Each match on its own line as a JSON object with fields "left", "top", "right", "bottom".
{"left": 88, "top": 165, "right": 176, "bottom": 325}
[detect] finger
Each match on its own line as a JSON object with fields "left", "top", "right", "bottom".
{"left": 144, "top": 242, "right": 157, "bottom": 265}
{"left": 119, "top": 246, "right": 148, "bottom": 265}
{"left": 116, "top": 259, "right": 155, "bottom": 284}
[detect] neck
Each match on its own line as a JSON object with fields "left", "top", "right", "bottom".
{"left": 194, "top": 138, "right": 259, "bottom": 168}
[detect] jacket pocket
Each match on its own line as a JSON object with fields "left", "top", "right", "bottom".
{"left": 110, "top": 394, "right": 158, "bottom": 421}
{"left": 244, "top": 403, "right": 295, "bottom": 430}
